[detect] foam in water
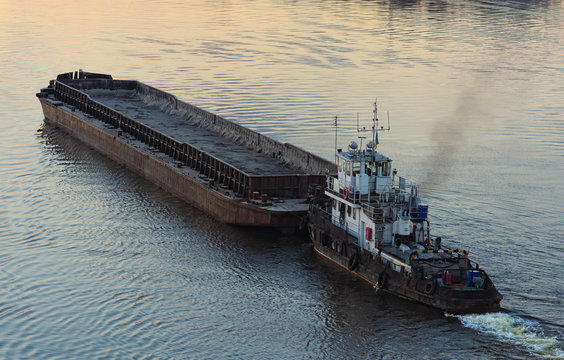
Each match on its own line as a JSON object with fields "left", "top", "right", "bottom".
{"left": 452, "top": 313, "right": 563, "bottom": 359}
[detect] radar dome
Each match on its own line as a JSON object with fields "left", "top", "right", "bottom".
{"left": 367, "top": 141, "right": 374, "bottom": 149}
{"left": 349, "top": 141, "right": 358, "bottom": 150}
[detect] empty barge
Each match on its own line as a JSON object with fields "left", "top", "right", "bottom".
{"left": 37, "top": 71, "right": 336, "bottom": 233}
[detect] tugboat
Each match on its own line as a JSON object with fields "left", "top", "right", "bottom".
{"left": 307, "top": 102, "right": 502, "bottom": 314}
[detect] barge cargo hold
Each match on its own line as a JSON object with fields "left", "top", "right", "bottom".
{"left": 37, "top": 71, "right": 336, "bottom": 233}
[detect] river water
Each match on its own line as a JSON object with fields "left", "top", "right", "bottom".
{"left": 1, "top": 0, "right": 562, "bottom": 358}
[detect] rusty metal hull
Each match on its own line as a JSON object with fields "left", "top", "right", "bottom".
{"left": 36, "top": 71, "right": 339, "bottom": 232}
{"left": 307, "top": 208, "right": 502, "bottom": 314}
{"left": 38, "top": 96, "right": 306, "bottom": 232}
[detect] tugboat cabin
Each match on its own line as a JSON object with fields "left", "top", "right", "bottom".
{"left": 324, "top": 139, "right": 430, "bottom": 259}
{"left": 335, "top": 144, "right": 393, "bottom": 198}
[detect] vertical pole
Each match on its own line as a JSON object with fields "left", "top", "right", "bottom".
{"left": 334, "top": 116, "right": 338, "bottom": 164}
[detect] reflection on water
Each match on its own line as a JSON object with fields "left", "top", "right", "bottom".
{"left": 0, "top": 0, "right": 563, "bottom": 358}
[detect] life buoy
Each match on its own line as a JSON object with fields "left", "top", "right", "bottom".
{"left": 343, "top": 187, "right": 349, "bottom": 200}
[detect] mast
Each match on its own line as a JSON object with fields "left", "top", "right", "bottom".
{"left": 372, "top": 99, "right": 378, "bottom": 162}
{"left": 334, "top": 115, "right": 338, "bottom": 164}
{"left": 372, "top": 99, "right": 390, "bottom": 161}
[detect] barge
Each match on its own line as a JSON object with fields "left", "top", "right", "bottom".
{"left": 37, "top": 71, "right": 335, "bottom": 233}
{"left": 307, "top": 102, "right": 502, "bottom": 313}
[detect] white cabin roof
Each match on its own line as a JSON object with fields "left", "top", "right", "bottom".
{"left": 337, "top": 150, "right": 391, "bottom": 163}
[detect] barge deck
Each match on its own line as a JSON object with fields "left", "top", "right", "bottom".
{"left": 37, "top": 71, "right": 336, "bottom": 232}
{"left": 82, "top": 88, "right": 296, "bottom": 176}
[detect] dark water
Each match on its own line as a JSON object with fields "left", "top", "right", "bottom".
{"left": 1, "top": 0, "right": 563, "bottom": 358}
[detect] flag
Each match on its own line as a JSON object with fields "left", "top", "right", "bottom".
{"left": 375, "top": 131, "right": 379, "bottom": 149}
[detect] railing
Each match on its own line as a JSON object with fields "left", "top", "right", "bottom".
{"left": 326, "top": 174, "right": 419, "bottom": 204}
{"left": 325, "top": 176, "right": 363, "bottom": 204}
{"left": 53, "top": 80, "right": 322, "bottom": 200}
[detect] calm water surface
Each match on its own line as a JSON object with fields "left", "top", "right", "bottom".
{"left": 0, "top": 0, "right": 563, "bottom": 358}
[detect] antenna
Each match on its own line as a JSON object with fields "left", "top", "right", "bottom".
{"left": 334, "top": 115, "right": 338, "bottom": 164}
{"left": 337, "top": 100, "right": 391, "bottom": 163}
{"left": 372, "top": 99, "right": 378, "bottom": 161}
{"left": 371, "top": 99, "right": 391, "bottom": 161}
{"left": 358, "top": 136, "right": 366, "bottom": 155}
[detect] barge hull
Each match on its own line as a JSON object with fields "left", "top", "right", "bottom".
{"left": 38, "top": 96, "right": 303, "bottom": 231}
{"left": 37, "top": 71, "right": 338, "bottom": 232}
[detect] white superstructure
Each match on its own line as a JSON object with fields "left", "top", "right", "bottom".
{"left": 325, "top": 102, "right": 430, "bottom": 262}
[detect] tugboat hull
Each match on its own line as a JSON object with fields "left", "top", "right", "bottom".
{"left": 308, "top": 210, "right": 502, "bottom": 314}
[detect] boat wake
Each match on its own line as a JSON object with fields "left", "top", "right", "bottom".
{"left": 450, "top": 313, "right": 563, "bottom": 359}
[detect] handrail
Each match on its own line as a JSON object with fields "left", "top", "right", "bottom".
{"left": 52, "top": 80, "right": 316, "bottom": 199}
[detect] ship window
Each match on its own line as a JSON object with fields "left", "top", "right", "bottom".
{"left": 353, "top": 208, "right": 356, "bottom": 220}
{"left": 333, "top": 199, "right": 337, "bottom": 210}
{"left": 345, "top": 161, "right": 350, "bottom": 174}
{"left": 382, "top": 161, "right": 390, "bottom": 176}
{"left": 352, "top": 162, "right": 360, "bottom": 176}
{"left": 347, "top": 206, "right": 352, "bottom": 216}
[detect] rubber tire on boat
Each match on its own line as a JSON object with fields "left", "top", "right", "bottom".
{"left": 424, "top": 279, "right": 436, "bottom": 295}
{"left": 321, "top": 233, "right": 328, "bottom": 247}
{"left": 340, "top": 242, "right": 348, "bottom": 256}
{"left": 377, "top": 272, "right": 388, "bottom": 289}
{"left": 348, "top": 252, "right": 359, "bottom": 270}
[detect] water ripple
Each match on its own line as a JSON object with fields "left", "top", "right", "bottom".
{"left": 0, "top": 0, "right": 563, "bottom": 358}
